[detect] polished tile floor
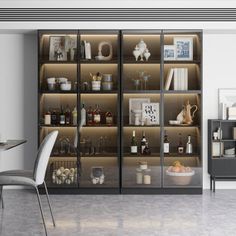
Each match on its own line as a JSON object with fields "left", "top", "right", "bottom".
{"left": 0, "top": 190, "right": 234, "bottom": 236}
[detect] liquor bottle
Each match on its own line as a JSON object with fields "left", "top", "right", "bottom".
{"left": 163, "top": 130, "right": 170, "bottom": 154}
{"left": 87, "top": 106, "right": 93, "bottom": 126}
{"left": 105, "top": 111, "right": 113, "bottom": 126}
{"left": 140, "top": 131, "right": 147, "bottom": 154}
{"left": 186, "top": 135, "right": 193, "bottom": 154}
{"left": 59, "top": 106, "right": 65, "bottom": 125}
{"left": 65, "top": 105, "right": 71, "bottom": 125}
{"left": 143, "top": 142, "right": 151, "bottom": 155}
{"left": 177, "top": 133, "right": 184, "bottom": 154}
{"left": 81, "top": 103, "right": 86, "bottom": 126}
{"left": 72, "top": 107, "right": 77, "bottom": 125}
{"left": 93, "top": 104, "right": 101, "bottom": 125}
{"left": 51, "top": 110, "right": 58, "bottom": 125}
{"left": 130, "top": 130, "right": 138, "bottom": 155}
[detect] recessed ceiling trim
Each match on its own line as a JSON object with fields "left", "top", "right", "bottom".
{"left": 1, "top": 8, "right": 236, "bottom": 21}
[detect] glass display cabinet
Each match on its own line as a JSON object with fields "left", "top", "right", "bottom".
{"left": 38, "top": 29, "right": 202, "bottom": 194}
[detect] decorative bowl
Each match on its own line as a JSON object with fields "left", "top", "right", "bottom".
{"left": 166, "top": 169, "right": 195, "bottom": 186}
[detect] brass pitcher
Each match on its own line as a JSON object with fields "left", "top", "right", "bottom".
{"left": 182, "top": 100, "right": 198, "bottom": 125}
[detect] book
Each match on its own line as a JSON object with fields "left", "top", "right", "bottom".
{"left": 164, "top": 68, "right": 174, "bottom": 90}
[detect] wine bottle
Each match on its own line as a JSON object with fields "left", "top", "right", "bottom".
{"left": 93, "top": 104, "right": 101, "bottom": 125}
{"left": 81, "top": 103, "right": 86, "bottom": 126}
{"left": 186, "top": 135, "right": 193, "bottom": 154}
{"left": 51, "top": 110, "right": 58, "bottom": 125}
{"left": 177, "top": 133, "right": 184, "bottom": 154}
{"left": 87, "top": 106, "right": 93, "bottom": 126}
{"left": 59, "top": 106, "right": 65, "bottom": 125}
{"left": 130, "top": 130, "right": 138, "bottom": 155}
{"left": 105, "top": 111, "right": 113, "bottom": 126}
{"left": 163, "top": 130, "right": 170, "bottom": 154}
{"left": 143, "top": 141, "right": 151, "bottom": 155}
{"left": 65, "top": 105, "right": 71, "bottom": 125}
{"left": 140, "top": 131, "right": 147, "bottom": 154}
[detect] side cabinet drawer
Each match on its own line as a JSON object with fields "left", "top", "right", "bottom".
{"left": 212, "top": 159, "right": 236, "bottom": 176}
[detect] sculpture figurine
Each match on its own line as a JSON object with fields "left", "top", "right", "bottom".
{"left": 95, "top": 41, "right": 113, "bottom": 61}
{"left": 132, "top": 39, "right": 151, "bottom": 62}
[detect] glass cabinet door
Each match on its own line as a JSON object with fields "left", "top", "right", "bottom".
{"left": 162, "top": 31, "right": 202, "bottom": 188}
{"left": 78, "top": 31, "right": 120, "bottom": 190}
{"left": 39, "top": 30, "right": 79, "bottom": 188}
{"left": 121, "top": 31, "right": 162, "bottom": 189}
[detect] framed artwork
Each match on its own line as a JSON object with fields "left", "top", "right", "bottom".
{"left": 49, "top": 36, "right": 67, "bottom": 61}
{"left": 164, "top": 45, "right": 176, "bottom": 61}
{"left": 142, "top": 103, "right": 159, "bottom": 125}
{"left": 174, "top": 37, "right": 193, "bottom": 61}
{"left": 129, "top": 98, "right": 150, "bottom": 125}
{"left": 218, "top": 88, "right": 236, "bottom": 120}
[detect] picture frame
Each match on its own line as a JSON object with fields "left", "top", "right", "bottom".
{"left": 129, "top": 98, "right": 150, "bottom": 125}
{"left": 174, "top": 37, "right": 193, "bottom": 61}
{"left": 49, "top": 36, "right": 67, "bottom": 61}
{"left": 142, "top": 102, "right": 159, "bottom": 125}
{"left": 218, "top": 88, "right": 236, "bottom": 120}
{"left": 164, "top": 45, "right": 176, "bottom": 61}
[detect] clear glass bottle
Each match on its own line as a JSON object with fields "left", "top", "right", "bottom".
{"left": 81, "top": 103, "right": 86, "bottom": 126}
{"left": 72, "top": 107, "right": 77, "bottom": 125}
{"left": 186, "top": 135, "right": 193, "bottom": 154}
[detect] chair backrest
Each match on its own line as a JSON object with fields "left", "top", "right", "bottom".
{"left": 33, "top": 131, "right": 58, "bottom": 185}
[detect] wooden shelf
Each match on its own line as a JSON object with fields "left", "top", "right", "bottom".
{"left": 123, "top": 58, "right": 161, "bottom": 64}
{"left": 163, "top": 90, "right": 201, "bottom": 94}
{"left": 80, "top": 90, "right": 118, "bottom": 94}
{"left": 40, "top": 124, "right": 77, "bottom": 128}
{"left": 124, "top": 90, "right": 161, "bottom": 94}
{"left": 164, "top": 60, "right": 201, "bottom": 64}
{"left": 40, "top": 90, "right": 77, "bottom": 94}
{"left": 40, "top": 60, "right": 77, "bottom": 64}
{"left": 80, "top": 59, "right": 118, "bottom": 64}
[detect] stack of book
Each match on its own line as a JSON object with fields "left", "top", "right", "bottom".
{"left": 164, "top": 68, "right": 188, "bottom": 91}
{"left": 228, "top": 107, "right": 236, "bottom": 120}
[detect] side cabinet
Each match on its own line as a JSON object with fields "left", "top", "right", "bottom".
{"left": 208, "top": 119, "right": 236, "bottom": 191}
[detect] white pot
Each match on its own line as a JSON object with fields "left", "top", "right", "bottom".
{"left": 92, "top": 81, "right": 101, "bottom": 91}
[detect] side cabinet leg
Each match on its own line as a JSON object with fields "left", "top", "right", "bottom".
{"left": 213, "top": 177, "right": 216, "bottom": 192}
{"left": 210, "top": 176, "right": 212, "bottom": 191}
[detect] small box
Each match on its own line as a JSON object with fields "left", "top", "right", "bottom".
{"left": 233, "top": 127, "right": 236, "bottom": 140}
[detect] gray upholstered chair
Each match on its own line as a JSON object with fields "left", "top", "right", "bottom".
{"left": 0, "top": 130, "right": 58, "bottom": 236}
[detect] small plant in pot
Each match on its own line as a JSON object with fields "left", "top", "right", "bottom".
{"left": 90, "top": 72, "right": 102, "bottom": 91}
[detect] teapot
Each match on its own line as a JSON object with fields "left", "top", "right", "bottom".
{"left": 182, "top": 100, "right": 198, "bottom": 125}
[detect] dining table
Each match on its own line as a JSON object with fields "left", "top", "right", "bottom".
{"left": 0, "top": 140, "right": 27, "bottom": 152}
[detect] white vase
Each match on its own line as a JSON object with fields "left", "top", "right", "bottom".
{"left": 144, "top": 49, "right": 151, "bottom": 61}
{"left": 133, "top": 46, "right": 141, "bottom": 61}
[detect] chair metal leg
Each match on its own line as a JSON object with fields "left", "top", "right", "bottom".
{"left": 43, "top": 181, "right": 56, "bottom": 227}
{"left": 0, "top": 186, "right": 4, "bottom": 209}
{"left": 35, "top": 186, "right": 48, "bottom": 236}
